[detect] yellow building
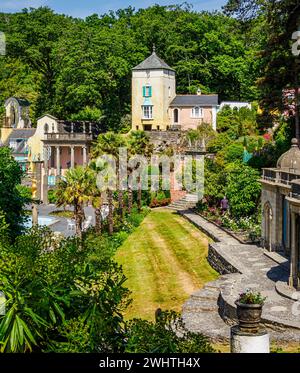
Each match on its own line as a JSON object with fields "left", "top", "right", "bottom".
{"left": 131, "top": 48, "right": 218, "bottom": 131}
{"left": 132, "top": 48, "right": 176, "bottom": 131}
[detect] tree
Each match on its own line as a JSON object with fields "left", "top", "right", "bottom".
{"left": 224, "top": 0, "right": 300, "bottom": 135}
{"left": 127, "top": 131, "right": 153, "bottom": 212}
{"left": 92, "top": 132, "right": 126, "bottom": 223}
{"left": 55, "top": 167, "right": 92, "bottom": 238}
{"left": 89, "top": 160, "right": 105, "bottom": 234}
{"left": 225, "top": 161, "right": 261, "bottom": 217}
{"left": 0, "top": 146, "right": 29, "bottom": 238}
{"left": 0, "top": 226, "right": 131, "bottom": 352}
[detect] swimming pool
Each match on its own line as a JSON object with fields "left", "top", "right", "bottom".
{"left": 24, "top": 216, "right": 59, "bottom": 229}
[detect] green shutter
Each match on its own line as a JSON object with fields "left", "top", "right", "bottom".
{"left": 149, "top": 86, "right": 152, "bottom": 97}
{"left": 142, "top": 86, "right": 146, "bottom": 97}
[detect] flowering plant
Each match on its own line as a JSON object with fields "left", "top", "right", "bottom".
{"left": 237, "top": 289, "right": 266, "bottom": 305}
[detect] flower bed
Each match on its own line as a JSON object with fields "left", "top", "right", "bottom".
{"left": 197, "top": 206, "right": 261, "bottom": 244}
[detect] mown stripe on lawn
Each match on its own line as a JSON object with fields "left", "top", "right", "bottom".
{"left": 115, "top": 208, "right": 218, "bottom": 320}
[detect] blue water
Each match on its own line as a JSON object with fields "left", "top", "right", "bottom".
{"left": 24, "top": 216, "right": 58, "bottom": 229}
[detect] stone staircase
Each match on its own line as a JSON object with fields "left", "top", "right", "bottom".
{"left": 182, "top": 278, "right": 231, "bottom": 343}
{"left": 167, "top": 193, "right": 199, "bottom": 211}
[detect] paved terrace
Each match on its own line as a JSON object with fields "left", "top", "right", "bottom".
{"left": 181, "top": 211, "right": 300, "bottom": 343}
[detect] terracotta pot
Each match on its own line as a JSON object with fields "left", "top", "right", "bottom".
{"left": 235, "top": 301, "right": 263, "bottom": 332}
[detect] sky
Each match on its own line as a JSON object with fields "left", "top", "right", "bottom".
{"left": 0, "top": 0, "right": 228, "bottom": 18}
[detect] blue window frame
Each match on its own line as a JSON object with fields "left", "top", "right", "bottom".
{"left": 143, "top": 85, "right": 152, "bottom": 97}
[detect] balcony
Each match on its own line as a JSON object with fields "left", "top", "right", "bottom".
{"left": 44, "top": 132, "right": 93, "bottom": 142}
{"left": 261, "top": 168, "right": 300, "bottom": 186}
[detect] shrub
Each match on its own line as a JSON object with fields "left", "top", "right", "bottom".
{"left": 125, "top": 310, "right": 215, "bottom": 353}
{"left": 48, "top": 189, "right": 58, "bottom": 204}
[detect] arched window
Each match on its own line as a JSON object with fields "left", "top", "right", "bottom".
{"left": 264, "top": 202, "right": 273, "bottom": 251}
{"left": 173, "top": 108, "right": 179, "bottom": 124}
{"left": 44, "top": 123, "right": 49, "bottom": 133}
{"left": 192, "top": 107, "right": 203, "bottom": 119}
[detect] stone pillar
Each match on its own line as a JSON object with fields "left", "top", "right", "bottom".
{"left": 289, "top": 212, "right": 298, "bottom": 287}
{"left": 230, "top": 326, "right": 270, "bottom": 353}
{"left": 70, "top": 145, "right": 75, "bottom": 168}
{"left": 32, "top": 204, "right": 38, "bottom": 226}
{"left": 43, "top": 152, "right": 49, "bottom": 204}
{"left": 83, "top": 145, "right": 87, "bottom": 166}
{"left": 56, "top": 146, "right": 61, "bottom": 177}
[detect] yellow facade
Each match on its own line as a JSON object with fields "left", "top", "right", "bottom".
{"left": 132, "top": 69, "right": 176, "bottom": 131}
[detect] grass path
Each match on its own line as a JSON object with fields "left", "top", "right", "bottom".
{"left": 115, "top": 208, "right": 218, "bottom": 320}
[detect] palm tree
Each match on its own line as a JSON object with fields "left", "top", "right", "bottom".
{"left": 127, "top": 131, "right": 153, "bottom": 212}
{"left": 55, "top": 166, "right": 92, "bottom": 238}
{"left": 89, "top": 159, "right": 110, "bottom": 235}
{"left": 92, "top": 132, "right": 126, "bottom": 220}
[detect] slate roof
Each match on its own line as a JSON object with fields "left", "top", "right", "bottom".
{"left": 7, "top": 128, "right": 36, "bottom": 140}
{"left": 133, "top": 51, "right": 174, "bottom": 71}
{"left": 15, "top": 98, "right": 30, "bottom": 107}
{"left": 169, "top": 95, "right": 219, "bottom": 107}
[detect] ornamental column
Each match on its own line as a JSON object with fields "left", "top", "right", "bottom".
{"left": 83, "top": 145, "right": 88, "bottom": 166}
{"left": 43, "top": 150, "right": 49, "bottom": 204}
{"left": 56, "top": 146, "right": 61, "bottom": 177}
{"left": 289, "top": 212, "right": 298, "bottom": 287}
{"left": 70, "top": 145, "right": 75, "bottom": 168}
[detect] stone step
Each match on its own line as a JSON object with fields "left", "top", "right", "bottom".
{"left": 183, "top": 299, "right": 219, "bottom": 312}
{"left": 191, "top": 288, "right": 220, "bottom": 301}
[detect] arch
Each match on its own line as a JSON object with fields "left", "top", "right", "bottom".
{"left": 173, "top": 108, "right": 179, "bottom": 124}
{"left": 263, "top": 201, "right": 273, "bottom": 251}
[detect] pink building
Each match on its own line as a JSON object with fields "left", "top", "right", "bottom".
{"left": 169, "top": 94, "right": 218, "bottom": 131}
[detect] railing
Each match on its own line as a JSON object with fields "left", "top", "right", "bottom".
{"left": 278, "top": 171, "right": 300, "bottom": 185}
{"left": 45, "top": 133, "right": 93, "bottom": 141}
{"left": 262, "top": 168, "right": 277, "bottom": 182}
{"left": 262, "top": 168, "right": 300, "bottom": 186}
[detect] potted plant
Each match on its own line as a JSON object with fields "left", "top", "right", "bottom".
{"left": 235, "top": 289, "right": 266, "bottom": 333}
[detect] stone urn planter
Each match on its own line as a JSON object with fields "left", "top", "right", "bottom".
{"left": 235, "top": 290, "right": 266, "bottom": 333}
{"left": 235, "top": 301, "right": 263, "bottom": 333}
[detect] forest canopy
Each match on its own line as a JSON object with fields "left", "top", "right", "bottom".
{"left": 0, "top": 1, "right": 299, "bottom": 131}
{"left": 0, "top": 4, "right": 261, "bottom": 130}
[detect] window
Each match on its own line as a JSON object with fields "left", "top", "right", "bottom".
{"left": 168, "top": 86, "right": 171, "bottom": 98}
{"left": 136, "top": 126, "right": 139, "bottom": 130}
{"left": 44, "top": 123, "right": 49, "bottom": 133}
{"left": 191, "top": 107, "right": 203, "bottom": 118}
{"left": 143, "top": 85, "right": 152, "bottom": 97}
{"left": 173, "top": 108, "right": 179, "bottom": 124}
{"left": 9, "top": 140, "right": 17, "bottom": 150}
{"left": 142, "top": 105, "right": 153, "bottom": 119}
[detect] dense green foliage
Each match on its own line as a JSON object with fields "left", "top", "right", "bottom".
{"left": 0, "top": 219, "right": 214, "bottom": 353}
{"left": 225, "top": 0, "right": 300, "bottom": 126}
{"left": 0, "top": 5, "right": 261, "bottom": 129}
{"left": 0, "top": 147, "right": 30, "bottom": 238}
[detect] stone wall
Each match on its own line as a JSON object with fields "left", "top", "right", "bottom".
{"left": 208, "top": 244, "right": 240, "bottom": 275}
{"left": 148, "top": 130, "right": 182, "bottom": 152}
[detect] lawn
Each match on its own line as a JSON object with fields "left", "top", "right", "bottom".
{"left": 115, "top": 208, "right": 218, "bottom": 320}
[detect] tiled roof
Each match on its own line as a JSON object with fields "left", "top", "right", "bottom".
{"left": 133, "top": 52, "right": 174, "bottom": 71}
{"left": 170, "top": 95, "right": 219, "bottom": 107}
{"left": 7, "top": 128, "right": 36, "bottom": 140}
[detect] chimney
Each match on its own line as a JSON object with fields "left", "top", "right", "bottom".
{"left": 197, "top": 88, "right": 202, "bottom": 96}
